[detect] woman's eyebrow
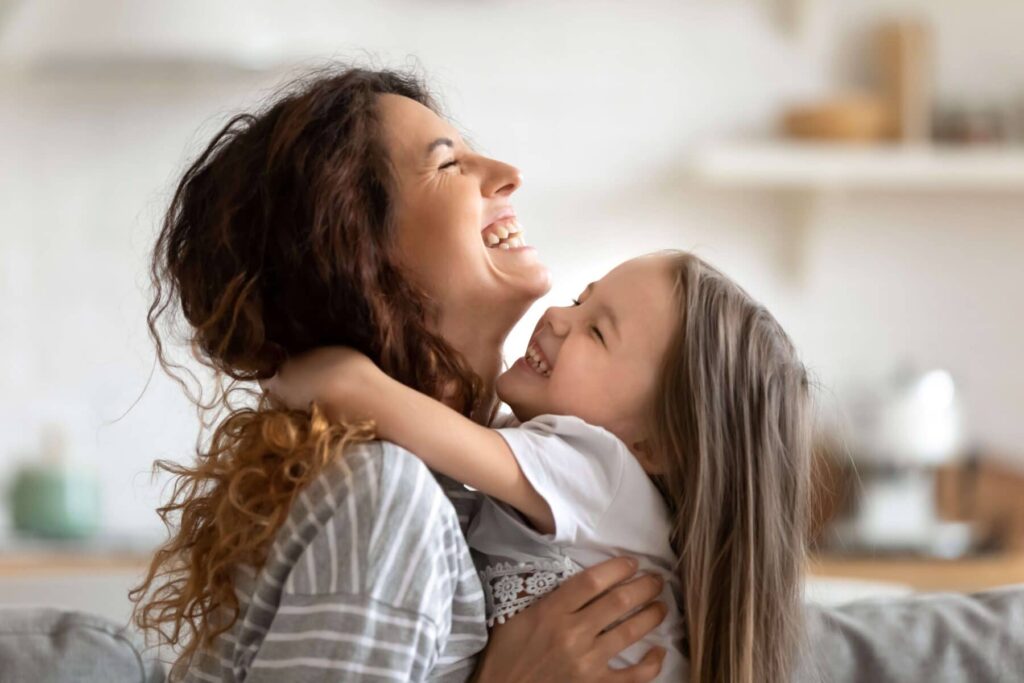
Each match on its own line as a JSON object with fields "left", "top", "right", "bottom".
{"left": 426, "top": 137, "right": 454, "bottom": 154}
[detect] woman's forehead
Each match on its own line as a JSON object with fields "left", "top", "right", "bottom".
{"left": 377, "top": 94, "right": 460, "bottom": 161}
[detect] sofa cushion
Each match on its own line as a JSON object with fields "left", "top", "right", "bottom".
{"left": 797, "top": 584, "right": 1024, "bottom": 682}
{"left": 0, "top": 607, "right": 164, "bottom": 683}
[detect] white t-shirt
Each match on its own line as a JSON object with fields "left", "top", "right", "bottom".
{"left": 466, "top": 414, "right": 686, "bottom": 681}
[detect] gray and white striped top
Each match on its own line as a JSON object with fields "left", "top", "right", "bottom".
{"left": 183, "top": 441, "right": 488, "bottom": 682}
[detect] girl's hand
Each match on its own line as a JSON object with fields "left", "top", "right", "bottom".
{"left": 474, "top": 558, "right": 668, "bottom": 683}
{"left": 260, "top": 346, "right": 379, "bottom": 414}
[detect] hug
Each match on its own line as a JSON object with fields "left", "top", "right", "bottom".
{"left": 131, "top": 68, "right": 1024, "bottom": 683}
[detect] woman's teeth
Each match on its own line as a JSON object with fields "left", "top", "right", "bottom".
{"left": 525, "top": 342, "right": 550, "bottom": 377}
{"left": 482, "top": 220, "right": 526, "bottom": 250}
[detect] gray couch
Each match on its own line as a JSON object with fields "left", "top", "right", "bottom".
{"left": 1, "top": 587, "right": 1023, "bottom": 682}
{"left": 0, "top": 608, "right": 164, "bottom": 683}
{"left": 798, "top": 585, "right": 1024, "bottom": 682}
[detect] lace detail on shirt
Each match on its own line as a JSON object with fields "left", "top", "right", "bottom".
{"left": 480, "top": 557, "right": 581, "bottom": 627}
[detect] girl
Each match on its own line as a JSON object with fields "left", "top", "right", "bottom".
{"left": 267, "top": 250, "right": 813, "bottom": 683}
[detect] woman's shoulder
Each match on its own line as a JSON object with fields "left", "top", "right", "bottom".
{"left": 320, "top": 439, "right": 447, "bottom": 509}
{"left": 282, "top": 439, "right": 469, "bottom": 591}
{"left": 271, "top": 438, "right": 482, "bottom": 636}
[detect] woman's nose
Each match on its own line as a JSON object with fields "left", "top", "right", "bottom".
{"left": 479, "top": 156, "right": 522, "bottom": 197}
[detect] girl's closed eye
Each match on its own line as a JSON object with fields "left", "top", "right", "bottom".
{"left": 439, "top": 158, "right": 459, "bottom": 170}
{"left": 591, "top": 325, "right": 606, "bottom": 346}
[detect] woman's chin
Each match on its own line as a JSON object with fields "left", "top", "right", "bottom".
{"left": 487, "top": 245, "right": 551, "bottom": 299}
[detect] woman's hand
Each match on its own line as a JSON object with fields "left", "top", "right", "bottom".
{"left": 260, "top": 346, "right": 379, "bottom": 415}
{"left": 474, "top": 558, "right": 668, "bottom": 683}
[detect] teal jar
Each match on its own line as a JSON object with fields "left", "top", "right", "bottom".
{"left": 9, "top": 464, "right": 102, "bottom": 539}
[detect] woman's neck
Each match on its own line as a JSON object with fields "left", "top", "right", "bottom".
{"left": 438, "top": 314, "right": 509, "bottom": 424}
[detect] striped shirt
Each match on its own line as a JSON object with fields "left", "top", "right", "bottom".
{"left": 183, "top": 441, "right": 488, "bottom": 682}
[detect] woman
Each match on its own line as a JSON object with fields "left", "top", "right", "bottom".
{"left": 132, "top": 67, "right": 667, "bottom": 682}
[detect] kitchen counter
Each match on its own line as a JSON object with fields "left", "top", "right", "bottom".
{"left": 810, "top": 551, "right": 1024, "bottom": 593}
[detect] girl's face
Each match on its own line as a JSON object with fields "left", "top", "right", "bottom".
{"left": 496, "top": 255, "right": 679, "bottom": 471}
{"left": 379, "top": 94, "right": 551, "bottom": 332}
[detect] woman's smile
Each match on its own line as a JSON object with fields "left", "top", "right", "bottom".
{"left": 481, "top": 217, "right": 527, "bottom": 250}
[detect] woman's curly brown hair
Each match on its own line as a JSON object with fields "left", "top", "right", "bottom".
{"left": 129, "top": 67, "right": 484, "bottom": 677}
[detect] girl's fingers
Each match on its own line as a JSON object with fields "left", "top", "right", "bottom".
{"left": 577, "top": 573, "right": 664, "bottom": 636}
{"left": 605, "top": 646, "right": 666, "bottom": 683}
{"left": 546, "top": 558, "right": 640, "bottom": 613}
{"left": 595, "top": 600, "right": 668, "bottom": 659}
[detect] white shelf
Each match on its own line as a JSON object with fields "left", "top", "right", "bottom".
{"left": 693, "top": 141, "right": 1024, "bottom": 192}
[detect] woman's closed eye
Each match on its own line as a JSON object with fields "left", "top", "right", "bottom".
{"left": 439, "top": 158, "right": 459, "bottom": 171}
{"left": 590, "top": 325, "right": 606, "bottom": 346}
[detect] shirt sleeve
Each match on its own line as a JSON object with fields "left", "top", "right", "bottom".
{"left": 244, "top": 592, "right": 444, "bottom": 683}
{"left": 496, "top": 414, "right": 628, "bottom": 545}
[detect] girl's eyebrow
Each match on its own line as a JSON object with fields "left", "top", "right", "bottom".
{"left": 600, "top": 305, "right": 620, "bottom": 339}
{"left": 583, "top": 282, "right": 620, "bottom": 339}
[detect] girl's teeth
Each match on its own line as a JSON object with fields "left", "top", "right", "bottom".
{"left": 499, "top": 243, "right": 510, "bottom": 250}
{"left": 508, "top": 237, "right": 523, "bottom": 248}
{"left": 523, "top": 342, "right": 550, "bottom": 376}
{"left": 496, "top": 226, "right": 510, "bottom": 239}
{"left": 486, "top": 233, "right": 500, "bottom": 246}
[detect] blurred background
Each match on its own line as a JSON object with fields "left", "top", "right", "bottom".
{"left": 0, "top": 0, "right": 1022, "bottom": 627}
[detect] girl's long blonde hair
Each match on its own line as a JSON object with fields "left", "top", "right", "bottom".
{"left": 651, "top": 252, "right": 811, "bottom": 683}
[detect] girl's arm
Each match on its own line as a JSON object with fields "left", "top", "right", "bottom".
{"left": 263, "top": 347, "right": 554, "bottom": 533}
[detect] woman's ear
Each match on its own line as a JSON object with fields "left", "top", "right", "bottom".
{"left": 630, "top": 440, "right": 664, "bottom": 476}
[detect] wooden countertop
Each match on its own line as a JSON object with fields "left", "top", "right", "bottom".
{"left": 0, "top": 552, "right": 153, "bottom": 577}
{"left": 810, "top": 552, "right": 1024, "bottom": 593}
{"left": 3, "top": 533, "right": 1024, "bottom": 594}
{"left": 0, "top": 531, "right": 158, "bottom": 577}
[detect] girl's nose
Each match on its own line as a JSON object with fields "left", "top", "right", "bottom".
{"left": 543, "top": 307, "right": 572, "bottom": 337}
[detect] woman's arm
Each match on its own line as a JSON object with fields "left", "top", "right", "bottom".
{"left": 476, "top": 558, "right": 669, "bottom": 683}
{"left": 263, "top": 347, "right": 554, "bottom": 533}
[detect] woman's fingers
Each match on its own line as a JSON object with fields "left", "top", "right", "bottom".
{"left": 605, "top": 647, "right": 667, "bottom": 683}
{"left": 475, "top": 560, "right": 665, "bottom": 683}
{"left": 596, "top": 600, "right": 668, "bottom": 658}
{"left": 546, "top": 558, "right": 640, "bottom": 613}
{"left": 578, "top": 573, "right": 664, "bottom": 635}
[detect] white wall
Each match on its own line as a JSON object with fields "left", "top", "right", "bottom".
{"left": 1, "top": 0, "right": 1022, "bottom": 533}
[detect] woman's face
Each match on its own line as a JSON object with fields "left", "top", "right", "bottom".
{"left": 378, "top": 94, "right": 551, "bottom": 337}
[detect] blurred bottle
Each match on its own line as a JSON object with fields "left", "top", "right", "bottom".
{"left": 8, "top": 424, "right": 101, "bottom": 539}
{"left": 878, "top": 18, "right": 934, "bottom": 143}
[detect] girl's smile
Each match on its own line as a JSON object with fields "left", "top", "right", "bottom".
{"left": 523, "top": 337, "right": 553, "bottom": 376}
{"left": 498, "top": 254, "right": 678, "bottom": 471}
